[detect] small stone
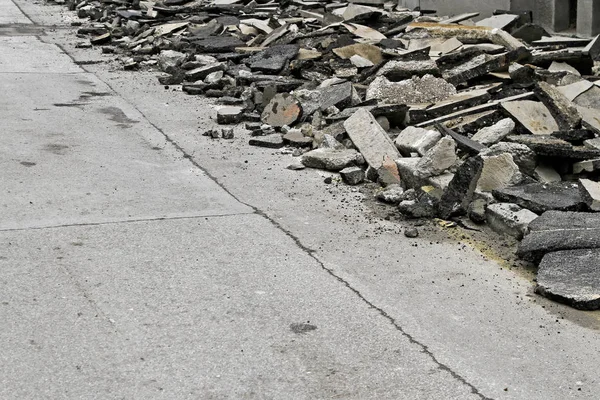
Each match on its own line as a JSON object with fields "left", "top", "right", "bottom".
{"left": 404, "top": 227, "right": 419, "bottom": 238}
{"left": 217, "top": 107, "right": 244, "bottom": 124}
{"left": 286, "top": 162, "right": 305, "bottom": 171}
{"left": 221, "top": 128, "right": 234, "bottom": 139}
{"left": 249, "top": 134, "right": 284, "bottom": 148}
{"left": 324, "top": 176, "right": 333, "bottom": 184}
{"left": 158, "top": 50, "right": 186, "bottom": 73}
{"left": 261, "top": 93, "right": 302, "bottom": 127}
{"left": 468, "top": 199, "right": 487, "bottom": 224}
{"left": 486, "top": 203, "right": 538, "bottom": 239}
{"left": 340, "top": 166, "right": 365, "bottom": 185}
{"left": 481, "top": 142, "right": 537, "bottom": 176}
{"left": 471, "top": 118, "right": 515, "bottom": 146}
{"left": 377, "top": 184, "right": 405, "bottom": 204}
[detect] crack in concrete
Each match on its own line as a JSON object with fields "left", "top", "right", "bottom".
{"left": 0, "top": 212, "right": 255, "bottom": 233}
{"left": 34, "top": 22, "right": 493, "bottom": 399}
{"left": 97, "top": 82, "right": 494, "bottom": 400}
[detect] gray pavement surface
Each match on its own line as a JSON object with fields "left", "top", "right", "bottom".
{"left": 1, "top": 0, "right": 600, "bottom": 398}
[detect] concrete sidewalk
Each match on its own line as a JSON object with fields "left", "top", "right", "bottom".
{"left": 0, "top": 2, "right": 482, "bottom": 399}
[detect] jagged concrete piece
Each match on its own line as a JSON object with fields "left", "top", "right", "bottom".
{"left": 535, "top": 81, "right": 582, "bottom": 131}
{"left": 394, "top": 126, "right": 441, "bottom": 156}
{"left": 477, "top": 153, "right": 522, "bottom": 192}
{"left": 416, "top": 137, "right": 457, "bottom": 178}
{"left": 501, "top": 100, "right": 559, "bottom": 136}
{"left": 471, "top": 118, "right": 515, "bottom": 146}
{"left": 343, "top": 108, "right": 400, "bottom": 170}
{"left": 536, "top": 249, "right": 600, "bottom": 310}
{"left": 486, "top": 203, "right": 538, "bottom": 239}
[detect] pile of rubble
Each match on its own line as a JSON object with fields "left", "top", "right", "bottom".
{"left": 62, "top": 0, "right": 600, "bottom": 310}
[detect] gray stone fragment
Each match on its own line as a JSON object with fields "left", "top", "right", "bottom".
{"left": 471, "top": 118, "right": 515, "bottom": 146}
{"left": 248, "top": 134, "right": 284, "bottom": 148}
{"left": 436, "top": 123, "right": 486, "bottom": 155}
{"left": 340, "top": 166, "right": 365, "bottom": 185}
{"left": 485, "top": 203, "right": 538, "bottom": 239}
{"left": 493, "top": 181, "right": 587, "bottom": 214}
{"left": 580, "top": 178, "right": 600, "bottom": 211}
{"left": 185, "top": 62, "right": 225, "bottom": 81}
{"left": 343, "top": 108, "right": 400, "bottom": 170}
{"left": 534, "top": 164, "right": 561, "bottom": 183}
{"left": 158, "top": 50, "right": 186, "bottom": 73}
{"left": 404, "top": 227, "right": 419, "bottom": 238}
{"left": 217, "top": 106, "right": 244, "bottom": 124}
{"left": 394, "top": 126, "right": 441, "bottom": 156}
{"left": 518, "top": 211, "right": 600, "bottom": 262}
{"left": 398, "top": 198, "right": 437, "bottom": 219}
{"left": 395, "top": 157, "right": 425, "bottom": 189}
{"left": 548, "top": 61, "right": 581, "bottom": 76}
{"left": 283, "top": 130, "right": 312, "bottom": 147}
{"left": 573, "top": 158, "right": 600, "bottom": 174}
{"left": 261, "top": 93, "right": 302, "bottom": 127}
{"left": 376, "top": 184, "right": 404, "bottom": 204}
{"left": 468, "top": 198, "right": 487, "bottom": 224}
{"left": 221, "top": 128, "right": 234, "bottom": 139}
{"left": 377, "top": 59, "right": 439, "bottom": 80}
{"left": 245, "top": 44, "right": 299, "bottom": 73}
{"left": 477, "top": 153, "right": 522, "bottom": 192}
{"left": 301, "top": 148, "right": 363, "bottom": 171}
{"left": 507, "top": 135, "right": 600, "bottom": 160}
{"left": 416, "top": 137, "right": 457, "bottom": 178}
{"left": 366, "top": 75, "right": 456, "bottom": 105}
{"left": 535, "top": 249, "right": 600, "bottom": 310}
{"left": 287, "top": 162, "right": 306, "bottom": 170}
{"left": 194, "top": 36, "right": 245, "bottom": 52}
{"left": 481, "top": 142, "right": 537, "bottom": 176}
{"left": 502, "top": 100, "right": 559, "bottom": 136}
{"left": 438, "top": 156, "right": 484, "bottom": 219}
{"left": 535, "top": 81, "right": 582, "bottom": 131}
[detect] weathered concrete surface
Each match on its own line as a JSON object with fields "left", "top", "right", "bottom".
{"left": 18, "top": 1, "right": 600, "bottom": 398}
{"left": 485, "top": 203, "right": 538, "bottom": 239}
{"left": 501, "top": 100, "right": 559, "bottom": 136}
{"left": 493, "top": 182, "right": 587, "bottom": 214}
{"left": 518, "top": 211, "right": 600, "bottom": 262}
{"left": 343, "top": 108, "right": 400, "bottom": 170}
{"left": 536, "top": 249, "right": 600, "bottom": 310}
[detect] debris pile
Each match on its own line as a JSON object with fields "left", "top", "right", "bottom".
{"left": 61, "top": 0, "right": 600, "bottom": 309}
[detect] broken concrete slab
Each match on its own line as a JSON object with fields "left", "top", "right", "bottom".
{"left": 261, "top": 93, "right": 302, "bottom": 127}
{"left": 283, "top": 131, "right": 313, "bottom": 147}
{"left": 333, "top": 43, "right": 383, "bottom": 64}
{"left": 376, "top": 59, "right": 439, "bottom": 80}
{"left": 535, "top": 81, "right": 582, "bottom": 131}
{"left": 394, "top": 126, "right": 441, "bottom": 157}
{"left": 366, "top": 75, "right": 456, "bottom": 105}
{"left": 343, "top": 108, "right": 400, "bottom": 170}
{"left": 376, "top": 184, "right": 405, "bottom": 204}
{"left": 580, "top": 178, "right": 600, "bottom": 211}
{"left": 507, "top": 135, "right": 600, "bottom": 160}
{"left": 535, "top": 249, "right": 600, "bottom": 310}
{"left": 301, "top": 148, "right": 364, "bottom": 171}
{"left": 471, "top": 118, "right": 515, "bottom": 146}
{"left": 519, "top": 210, "right": 600, "bottom": 262}
{"left": 548, "top": 61, "right": 581, "bottom": 76}
{"left": 480, "top": 142, "right": 537, "bottom": 176}
{"left": 486, "top": 203, "right": 538, "bottom": 239}
{"left": 534, "top": 164, "right": 561, "bottom": 183}
{"left": 573, "top": 158, "right": 600, "bottom": 174}
{"left": 477, "top": 153, "right": 522, "bottom": 192}
{"left": 492, "top": 181, "right": 587, "bottom": 214}
{"left": 245, "top": 44, "right": 299, "bottom": 73}
{"left": 340, "top": 166, "right": 365, "bottom": 185}
{"left": 158, "top": 49, "right": 186, "bottom": 73}
{"left": 185, "top": 62, "right": 226, "bottom": 81}
{"left": 501, "top": 100, "right": 559, "bottom": 136}
{"left": 415, "top": 136, "right": 458, "bottom": 178}
{"left": 438, "top": 156, "right": 484, "bottom": 219}
{"left": 217, "top": 106, "right": 244, "bottom": 124}
{"left": 248, "top": 134, "right": 285, "bottom": 148}
{"left": 476, "top": 14, "right": 520, "bottom": 30}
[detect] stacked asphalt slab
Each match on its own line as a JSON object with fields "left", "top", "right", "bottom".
{"left": 60, "top": 0, "right": 600, "bottom": 310}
